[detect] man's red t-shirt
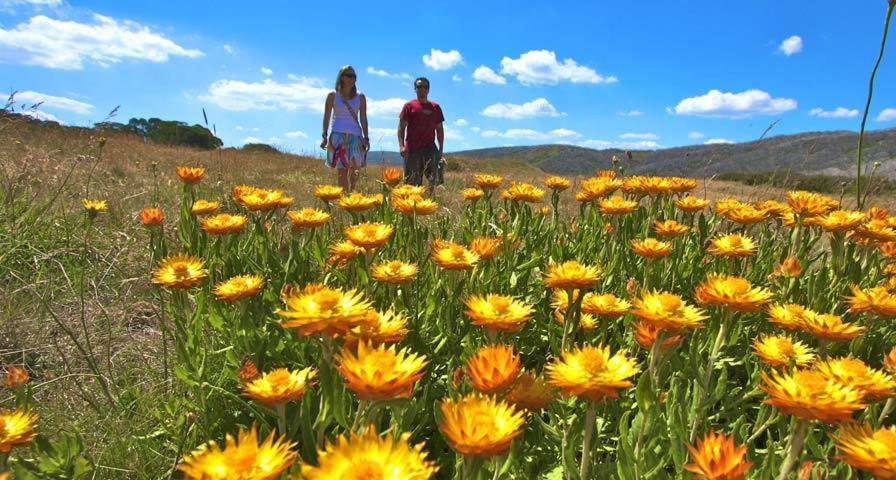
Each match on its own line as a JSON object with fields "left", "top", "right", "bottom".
{"left": 400, "top": 99, "right": 445, "bottom": 152}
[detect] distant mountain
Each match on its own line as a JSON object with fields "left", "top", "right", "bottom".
{"left": 432, "top": 128, "right": 896, "bottom": 179}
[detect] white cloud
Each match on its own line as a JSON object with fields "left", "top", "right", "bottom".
{"left": 366, "top": 97, "right": 405, "bottom": 118}
{"left": 619, "top": 132, "right": 659, "bottom": 140}
{"left": 261, "top": 66, "right": 273, "bottom": 75}
{"left": 877, "top": 108, "right": 896, "bottom": 122}
{"left": 452, "top": 74, "right": 462, "bottom": 82}
{"left": 0, "top": 14, "right": 203, "bottom": 69}
{"left": 235, "top": 125, "right": 244, "bottom": 131}
{"left": 671, "top": 89, "right": 797, "bottom": 118}
{"left": 779, "top": 35, "right": 803, "bottom": 56}
{"left": 422, "top": 48, "right": 463, "bottom": 70}
{"left": 13, "top": 90, "right": 93, "bottom": 114}
{"left": 480, "top": 98, "right": 563, "bottom": 119}
{"left": 480, "top": 128, "right": 578, "bottom": 141}
{"left": 618, "top": 110, "right": 643, "bottom": 116}
{"left": 688, "top": 131, "right": 705, "bottom": 139}
{"left": 499, "top": 49, "right": 616, "bottom": 85}
{"left": 241, "top": 136, "right": 262, "bottom": 144}
{"left": 444, "top": 126, "right": 464, "bottom": 141}
{"left": 1, "top": 0, "right": 62, "bottom": 7}
{"left": 201, "top": 77, "right": 330, "bottom": 112}
{"left": 579, "top": 139, "right": 661, "bottom": 150}
{"left": 366, "top": 66, "right": 410, "bottom": 79}
{"left": 470, "top": 126, "right": 481, "bottom": 132}
{"left": 472, "top": 65, "right": 506, "bottom": 85}
{"left": 809, "top": 107, "right": 858, "bottom": 119}
{"left": 21, "top": 109, "right": 61, "bottom": 123}
{"left": 704, "top": 138, "right": 735, "bottom": 145}
{"left": 223, "top": 44, "right": 233, "bottom": 54}
{"left": 550, "top": 128, "right": 581, "bottom": 138}
{"left": 284, "top": 130, "right": 307, "bottom": 138}
{"left": 454, "top": 118, "right": 468, "bottom": 127}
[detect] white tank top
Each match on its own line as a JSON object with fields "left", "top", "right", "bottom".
{"left": 331, "top": 91, "right": 362, "bottom": 136}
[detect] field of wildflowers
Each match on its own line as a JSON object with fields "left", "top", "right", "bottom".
{"left": 6, "top": 131, "right": 896, "bottom": 479}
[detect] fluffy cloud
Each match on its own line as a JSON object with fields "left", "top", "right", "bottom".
{"left": 22, "top": 109, "right": 62, "bottom": 123}
{"left": 704, "top": 138, "right": 735, "bottom": 145}
{"left": 366, "top": 66, "right": 410, "bottom": 79}
{"left": 223, "top": 44, "right": 233, "bottom": 54}
{"left": 260, "top": 66, "right": 273, "bottom": 75}
{"left": 619, "top": 132, "right": 659, "bottom": 140}
{"left": 877, "top": 108, "right": 896, "bottom": 122}
{"left": 422, "top": 48, "right": 463, "bottom": 70}
{"left": 284, "top": 130, "right": 307, "bottom": 138}
{"left": 671, "top": 89, "right": 797, "bottom": 118}
{"left": 688, "top": 131, "right": 705, "bottom": 139}
{"left": 809, "top": 107, "right": 858, "bottom": 119}
{"left": 13, "top": 90, "right": 93, "bottom": 114}
{"left": 779, "top": 35, "right": 803, "bottom": 56}
{"left": 366, "top": 97, "right": 406, "bottom": 118}
{"left": 472, "top": 66, "right": 506, "bottom": 85}
{"left": 0, "top": 14, "right": 203, "bottom": 69}
{"left": 480, "top": 98, "right": 563, "bottom": 119}
{"left": 579, "top": 139, "right": 661, "bottom": 150}
{"left": 241, "top": 136, "right": 262, "bottom": 144}
{"left": 618, "top": 110, "right": 643, "bottom": 117}
{"left": 499, "top": 50, "right": 616, "bottom": 85}
{"left": 480, "top": 128, "right": 578, "bottom": 141}
{"left": 452, "top": 74, "right": 462, "bottom": 82}
{"left": 550, "top": 128, "right": 581, "bottom": 138}
{"left": 454, "top": 118, "right": 468, "bottom": 126}
{"left": 201, "top": 78, "right": 330, "bottom": 112}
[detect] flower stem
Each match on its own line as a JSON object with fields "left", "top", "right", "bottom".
{"left": 275, "top": 403, "right": 287, "bottom": 435}
{"left": 777, "top": 419, "right": 810, "bottom": 480}
{"left": 879, "top": 398, "right": 895, "bottom": 425}
{"left": 579, "top": 401, "right": 598, "bottom": 479}
{"left": 689, "top": 312, "right": 732, "bottom": 441}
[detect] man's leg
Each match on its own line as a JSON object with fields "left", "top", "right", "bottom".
{"left": 405, "top": 151, "right": 423, "bottom": 186}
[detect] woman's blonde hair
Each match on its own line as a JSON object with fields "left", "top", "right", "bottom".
{"left": 335, "top": 65, "right": 358, "bottom": 97}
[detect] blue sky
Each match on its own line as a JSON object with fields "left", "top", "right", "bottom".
{"left": 4, "top": 0, "right": 896, "bottom": 154}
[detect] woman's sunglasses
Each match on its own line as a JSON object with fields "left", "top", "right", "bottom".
{"left": 342, "top": 73, "right": 357, "bottom": 78}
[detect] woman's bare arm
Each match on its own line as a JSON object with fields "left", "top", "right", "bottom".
{"left": 359, "top": 94, "right": 369, "bottom": 145}
{"left": 321, "top": 92, "right": 335, "bottom": 146}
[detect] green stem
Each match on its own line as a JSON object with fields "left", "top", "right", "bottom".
{"left": 579, "top": 402, "right": 598, "bottom": 479}
{"left": 689, "top": 312, "right": 732, "bottom": 441}
{"left": 777, "top": 419, "right": 810, "bottom": 480}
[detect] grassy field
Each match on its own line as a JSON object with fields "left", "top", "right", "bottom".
{"left": 3, "top": 114, "right": 896, "bottom": 479}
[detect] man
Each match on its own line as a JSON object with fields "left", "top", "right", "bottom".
{"left": 398, "top": 77, "right": 445, "bottom": 188}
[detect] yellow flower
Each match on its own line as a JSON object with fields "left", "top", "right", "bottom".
{"left": 178, "top": 426, "right": 296, "bottom": 480}
{"left": 504, "top": 371, "right": 556, "bottom": 412}
{"left": 465, "top": 344, "right": 521, "bottom": 394}
{"left": 630, "top": 238, "right": 672, "bottom": 259}
{"left": 772, "top": 256, "right": 802, "bottom": 278}
{"left": 760, "top": 369, "right": 865, "bottom": 423}
{"left": 337, "top": 193, "right": 383, "bottom": 212}
{"left": 438, "top": 394, "right": 525, "bottom": 457}
{"left": 787, "top": 190, "right": 838, "bottom": 217}
{"left": 314, "top": 185, "right": 344, "bottom": 201}
{"left": 327, "top": 240, "right": 364, "bottom": 267}
{"left": 798, "top": 310, "right": 866, "bottom": 342}
{"left": 683, "top": 430, "right": 752, "bottom": 480}
{"left": 707, "top": 233, "right": 757, "bottom": 258}
{"left": 152, "top": 254, "right": 208, "bottom": 289}
{"left": 460, "top": 187, "right": 485, "bottom": 201}
{"left": 815, "top": 357, "right": 896, "bottom": 400}
{"left": 719, "top": 204, "right": 769, "bottom": 225}
{"left": 598, "top": 195, "right": 638, "bottom": 215}
{"left": 464, "top": 294, "right": 533, "bottom": 333}
{"left": 302, "top": 427, "right": 438, "bottom": 480}
{"left": 754, "top": 199, "right": 790, "bottom": 218}
{"left": 393, "top": 195, "right": 439, "bottom": 215}
{"left": 834, "top": 423, "right": 896, "bottom": 479}
{"left": 344, "top": 309, "right": 409, "bottom": 347}
{"left": 653, "top": 219, "right": 690, "bottom": 237}
{"left": 500, "top": 182, "right": 545, "bottom": 202}
{"left": 817, "top": 210, "right": 866, "bottom": 232}
{"left": 234, "top": 186, "right": 288, "bottom": 212}
{"left": 344, "top": 222, "right": 393, "bottom": 250}
{"left": 694, "top": 274, "right": 774, "bottom": 312}
{"left": 139, "top": 207, "right": 164, "bottom": 226}
{"left": 544, "top": 175, "right": 571, "bottom": 191}
{"left": 287, "top": 208, "right": 330, "bottom": 229}
{"left": 191, "top": 199, "right": 221, "bottom": 215}
{"left": 201, "top": 213, "right": 248, "bottom": 235}
{"left": 382, "top": 167, "right": 403, "bottom": 186}
{"left": 581, "top": 293, "right": 631, "bottom": 318}
{"left": 213, "top": 274, "right": 264, "bottom": 302}
{"left": 552, "top": 310, "right": 599, "bottom": 330}
{"left": 276, "top": 284, "right": 372, "bottom": 337}
{"left": 675, "top": 195, "right": 709, "bottom": 213}
{"left": 432, "top": 242, "right": 479, "bottom": 270}
{"left": 576, "top": 177, "right": 623, "bottom": 202}
{"left": 622, "top": 176, "right": 674, "bottom": 196}
{"left": 547, "top": 344, "right": 640, "bottom": 401}
{"left": 469, "top": 236, "right": 503, "bottom": 260}
{"left": 543, "top": 260, "right": 601, "bottom": 290}
{"left": 370, "top": 260, "right": 417, "bottom": 284}
{"left": 473, "top": 174, "right": 503, "bottom": 190}
{"left": 0, "top": 409, "right": 37, "bottom": 452}
{"left": 4, "top": 366, "right": 29, "bottom": 388}
{"left": 766, "top": 303, "right": 809, "bottom": 330}
{"left": 175, "top": 166, "right": 205, "bottom": 183}
{"left": 847, "top": 285, "right": 896, "bottom": 317}
{"left": 853, "top": 219, "right": 896, "bottom": 243}
{"left": 242, "top": 367, "right": 316, "bottom": 407}
{"left": 82, "top": 198, "right": 107, "bottom": 215}
{"left": 631, "top": 290, "right": 707, "bottom": 332}
{"left": 337, "top": 342, "right": 427, "bottom": 400}
{"left": 632, "top": 321, "right": 683, "bottom": 351}
{"left": 752, "top": 335, "right": 815, "bottom": 368}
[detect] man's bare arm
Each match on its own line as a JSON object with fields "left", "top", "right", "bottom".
{"left": 436, "top": 122, "right": 444, "bottom": 155}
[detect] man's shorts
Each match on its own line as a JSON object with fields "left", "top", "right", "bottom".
{"left": 404, "top": 145, "right": 444, "bottom": 186}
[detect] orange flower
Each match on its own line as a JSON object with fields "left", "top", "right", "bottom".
{"left": 576, "top": 177, "right": 623, "bottom": 202}
{"left": 853, "top": 219, "right": 896, "bottom": 243}
{"left": 337, "top": 342, "right": 427, "bottom": 400}
{"left": 885, "top": 346, "right": 896, "bottom": 374}
{"left": 755, "top": 199, "right": 791, "bottom": 218}
{"left": 191, "top": 199, "right": 220, "bottom": 215}
{"left": 438, "top": 394, "right": 525, "bottom": 457}
{"left": 752, "top": 334, "right": 815, "bottom": 368}
{"left": 503, "top": 371, "right": 556, "bottom": 412}
{"left": 547, "top": 344, "right": 640, "bottom": 401}
{"left": 382, "top": 167, "right": 402, "bottom": 186}
{"left": 139, "top": 207, "right": 164, "bottom": 226}
{"left": 393, "top": 195, "right": 439, "bottom": 215}
{"left": 465, "top": 344, "right": 521, "bottom": 394}
{"left": 581, "top": 293, "right": 631, "bottom": 318}
{"left": 464, "top": 294, "right": 533, "bottom": 332}
{"left": 213, "top": 274, "right": 264, "bottom": 302}
{"left": 370, "top": 260, "right": 417, "bottom": 284}
{"left": 881, "top": 242, "right": 896, "bottom": 259}
{"left": 469, "top": 236, "right": 503, "bottom": 260}
{"left": 653, "top": 219, "right": 690, "bottom": 237}
{"left": 314, "top": 185, "right": 344, "bottom": 201}
{"left": 500, "top": 183, "right": 545, "bottom": 202}
{"left": 817, "top": 210, "right": 866, "bottom": 232}
{"left": 344, "top": 309, "right": 409, "bottom": 347}
{"left": 798, "top": 310, "right": 866, "bottom": 342}
{"left": 772, "top": 256, "right": 802, "bottom": 278}
{"left": 392, "top": 184, "right": 427, "bottom": 200}
{"left": 719, "top": 204, "right": 768, "bottom": 225}
{"left": 178, "top": 426, "right": 296, "bottom": 480}
{"left": 460, "top": 188, "right": 485, "bottom": 201}
{"left": 327, "top": 240, "right": 364, "bottom": 267}
{"left": 847, "top": 285, "right": 896, "bottom": 317}
{"left": 543, "top": 260, "right": 600, "bottom": 290}
{"left": 787, "top": 190, "right": 838, "bottom": 217}
{"left": 815, "top": 357, "right": 896, "bottom": 400}
{"left": 287, "top": 208, "right": 330, "bottom": 229}
{"left": 301, "top": 427, "right": 438, "bottom": 480}
{"left": 598, "top": 195, "right": 638, "bottom": 215}
{"left": 0, "top": 409, "right": 37, "bottom": 453}
{"left": 631, "top": 290, "right": 707, "bottom": 332}
{"left": 694, "top": 274, "right": 774, "bottom": 312}
{"left": 473, "top": 174, "right": 503, "bottom": 190}
{"left": 242, "top": 367, "right": 316, "bottom": 406}
{"left": 233, "top": 185, "right": 288, "bottom": 211}
{"left": 544, "top": 176, "right": 571, "bottom": 191}
{"left": 632, "top": 321, "right": 683, "bottom": 351}
{"left": 152, "top": 254, "right": 208, "bottom": 289}
{"left": 4, "top": 366, "right": 28, "bottom": 388}
{"left": 760, "top": 369, "right": 865, "bottom": 423}
{"left": 344, "top": 222, "right": 393, "bottom": 250}
{"left": 175, "top": 166, "right": 205, "bottom": 183}
{"left": 675, "top": 195, "right": 709, "bottom": 213}
{"left": 683, "top": 430, "right": 752, "bottom": 480}
{"left": 767, "top": 303, "right": 809, "bottom": 330}
{"left": 337, "top": 193, "right": 383, "bottom": 212}
{"left": 630, "top": 238, "right": 672, "bottom": 259}
{"left": 432, "top": 242, "right": 479, "bottom": 270}
{"left": 201, "top": 213, "right": 248, "bottom": 235}
{"left": 834, "top": 423, "right": 896, "bottom": 479}
{"left": 276, "top": 284, "right": 372, "bottom": 337}
{"left": 707, "top": 233, "right": 756, "bottom": 258}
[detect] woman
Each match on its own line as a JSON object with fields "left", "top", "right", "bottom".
{"left": 320, "top": 65, "right": 369, "bottom": 192}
